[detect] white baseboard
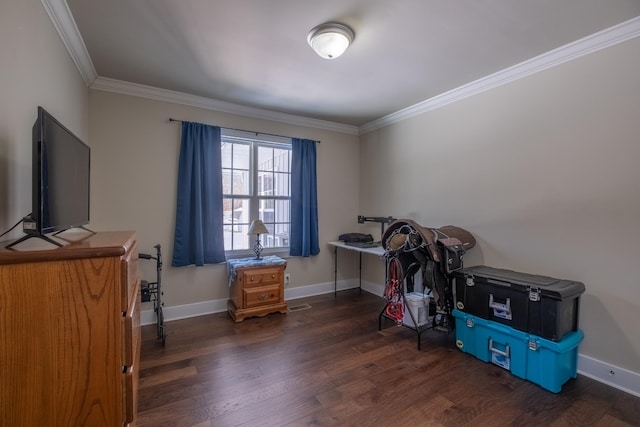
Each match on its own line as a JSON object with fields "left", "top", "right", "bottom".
{"left": 141, "top": 281, "right": 640, "bottom": 398}
{"left": 140, "top": 278, "right": 367, "bottom": 325}
{"left": 140, "top": 299, "right": 227, "bottom": 325}
{"left": 361, "top": 279, "right": 384, "bottom": 297}
{"left": 578, "top": 354, "right": 640, "bottom": 398}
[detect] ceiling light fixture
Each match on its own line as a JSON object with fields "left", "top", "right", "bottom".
{"left": 307, "top": 22, "right": 355, "bottom": 59}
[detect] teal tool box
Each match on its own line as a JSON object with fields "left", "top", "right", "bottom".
{"left": 452, "top": 309, "right": 583, "bottom": 393}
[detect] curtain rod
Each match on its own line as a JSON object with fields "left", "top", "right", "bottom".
{"left": 168, "top": 118, "right": 320, "bottom": 143}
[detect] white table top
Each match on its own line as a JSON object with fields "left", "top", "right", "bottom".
{"left": 328, "top": 240, "right": 386, "bottom": 256}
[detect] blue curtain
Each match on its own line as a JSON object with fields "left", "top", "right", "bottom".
{"left": 290, "top": 138, "right": 320, "bottom": 257}
{"left": 172, "top": 122, "right": 226, "bottom": 266}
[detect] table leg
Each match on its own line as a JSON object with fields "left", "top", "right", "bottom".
{"left": 359, "top": 252, "right": 362, "bottom": 293}
{"left": 334, "top": 245, "right": 338, "bottom": 296}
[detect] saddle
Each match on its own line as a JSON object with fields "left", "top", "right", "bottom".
{"left": 382, "top": 219, "right": 476, "bottom": 331}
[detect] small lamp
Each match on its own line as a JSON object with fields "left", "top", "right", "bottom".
{"left": 307, "top": 22, "right": 355, "bottom": 59}
{"left": 247, "top": 219, "right": 269, "bottom": 260}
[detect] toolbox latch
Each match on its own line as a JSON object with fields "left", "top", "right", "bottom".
{"left": 466, "top": 276, "right": 475, "bottom": 287}
{"left": 465, "top": 318, "right": 474, "bottom": 328}
{"left": 528, "top": 340, "right": 539, "bottom": 351}
{"left": 529, "top": 288, "right": 541, "bottom": 302}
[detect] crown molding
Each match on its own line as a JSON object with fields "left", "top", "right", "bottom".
{"left": 90, "top": 77, "right": 360, "bottom": 135}
{"left": 359, "top": 16, "right": 640, "bottom": 134}
{"left": 41, "top": 0, "right": 97, "bottom": 86}
{"left": 41, "top": 0, "right": 358, "bottom": 135}
{"left": 44, "top": 1, "right": 638, "bottom": 136}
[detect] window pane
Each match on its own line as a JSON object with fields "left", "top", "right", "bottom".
{"left": 258, "top": 146, "right": 273, "bottom": 172}
{"left": 260, "top": 199, "right": 275, "bottom": 224}
{"left": 232, "top": 223, "right": 250, "bottom": 251}
{"left": 231, "top": 170, "right": 250, "bottom": 195}
{"left": 222, "top": 141, "right": 251, "bottom": 196}
{"left": 274, "top": 148, "right": 290, "bottom": 173}
{"left": 263, "top": 222, "right": 287, "bottom": 249}
{"left": 223, "top": 198, "right": 250, "bottom": 250}
{"left": 234, "top": 143, "right": 250, "bottom": 169}
{"left": 257, "top": 171, "right": 274, "bottom": 196}
{"left": 273, "top": 172, "right": 290, "bottom": 197}
{"left": 260, "top": 198, "right": 289, "bottom": 249}
{"left": 275, "top": 199, "right": 290, "bottom": 223}
{"left": 231, "top": 198, "right": 250, "bottom": 226}
{"left": 222, "top": 168, "right": 232, "bottom": 194}
{"left": 221, "top": 142, "right": 232, "bottom": 168}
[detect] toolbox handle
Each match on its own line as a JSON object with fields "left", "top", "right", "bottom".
{"left": 487, "top": 278, "right": 512, "bottom": 287}
{"left": 488, "top": 294, "right": 511, "bottom": 314}
{"left": 488, "top": 338, "right": 510, "bottom": 358}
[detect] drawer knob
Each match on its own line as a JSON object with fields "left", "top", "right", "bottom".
{"left": 250, "top": 277, "right": 254, "bottom": 281}
{"left": 271, "top": 274, "right": 275, "bottom": 278}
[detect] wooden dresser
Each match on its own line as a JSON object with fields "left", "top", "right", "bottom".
{"left": 227, "top": 257, "right": 287, "bottom": 322}
{"left": 0, "top": 231, "right": 141, "bottom": 427}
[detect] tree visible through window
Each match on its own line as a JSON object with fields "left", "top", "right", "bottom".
{"left": 221, "top": 129, "right": 291, "bottom": 253}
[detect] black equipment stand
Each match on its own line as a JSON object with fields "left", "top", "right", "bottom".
{"left": 139, "top": 244, "right": 166, "bottom": 346}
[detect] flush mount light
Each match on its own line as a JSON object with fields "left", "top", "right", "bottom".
{"left": 307, "top": 22, "right": 355, "bottom": 59}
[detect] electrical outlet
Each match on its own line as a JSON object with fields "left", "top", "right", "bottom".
{"left": 284, "top": 273, "right": 291, "bottom": 287}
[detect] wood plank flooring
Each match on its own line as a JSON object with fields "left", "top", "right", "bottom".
{"left": 137, "top": 290, "right": 640, "bottom": 427}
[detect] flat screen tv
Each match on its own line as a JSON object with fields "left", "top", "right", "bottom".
{"left": 7, "top": 107, "right": 91, "bottom": 248}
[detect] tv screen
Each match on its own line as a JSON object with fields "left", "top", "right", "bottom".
{"left": 32, "top": 106, "right": 90, "bottom": 234}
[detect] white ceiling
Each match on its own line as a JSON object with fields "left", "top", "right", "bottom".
{"left": 61, "top": 0, "right": 640, "bottom": 129}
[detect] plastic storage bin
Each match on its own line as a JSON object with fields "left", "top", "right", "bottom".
{"left": 453, "top": 265, "right": 585, "bottom": 341}
{"left": 403, "top": 292, "right": 431, "bottom": 327}
{"left": 452, "top": 309, "right": 583, "bottom": 393}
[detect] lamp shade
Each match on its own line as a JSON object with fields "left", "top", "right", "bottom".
{"left": 248, "top": 219, "right": 269, "bottom": 235}
{"left": 307, "top": 23, "right": 354, "bottom": 59}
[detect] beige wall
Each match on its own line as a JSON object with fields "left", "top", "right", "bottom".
{"left": 360, "top": 38, "right": 640, "bottom": 373}
{"left": 0, "top": 0, "right": 88, "bottom": 242}
{"left": 5, "top": 0, "right": 637, "bottom": 386}
{"left": 88, "top": 90, "right": 361, "bottom": 306}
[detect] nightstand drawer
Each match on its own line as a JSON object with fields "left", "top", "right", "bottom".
{"left": 244, "top": 284, "right": 281, "bottom": 308}
{"left": 241, "top": 267, "right": 282, "bottom": 288}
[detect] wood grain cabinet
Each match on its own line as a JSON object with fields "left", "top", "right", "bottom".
{"left": 227, "top": 261, "right": 288, "bottom": 322}
{"left": 0, "top": 231, "right": 141, "bottom": 427}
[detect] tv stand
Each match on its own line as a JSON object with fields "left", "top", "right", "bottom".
{"left": 54, "top": 225, "right": 96, "bottom": 236}
{"left": 0, "top": 231, "right": 141, "bottom": 425}
{"left": 5, "top": 232, "right": 62, "bottom": 249}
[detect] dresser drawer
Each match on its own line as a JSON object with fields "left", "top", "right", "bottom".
{"left": 122, "top": 279, "right": 140, "bottom": 425}
{"left": 244, "top": 284, "right": 281, "bottom": 308}
{"left": 241, "top": 266, "right": 282, "bottom": 288}
{"left": 123, "top": 280, "right": 141, "bottom": 367}
{"left": 123, "top": 364, "right": 138, "bottom": 424}
{"left": 120, "top": 241, "right": 139, "bottom": 311}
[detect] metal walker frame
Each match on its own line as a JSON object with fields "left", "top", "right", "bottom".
{"left": 139, "top": 244, "right": 166, "bottom": 346}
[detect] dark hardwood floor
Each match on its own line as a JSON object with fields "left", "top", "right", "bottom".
{"left": 138, "top": 290, "right": 639, "bottom": 427}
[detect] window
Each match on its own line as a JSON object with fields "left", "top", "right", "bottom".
{"left": 221, "top": 129, "right": 291, "bottom": 254}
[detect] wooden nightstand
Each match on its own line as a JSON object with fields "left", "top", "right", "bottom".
{"left": 227, "top": 256, "right": 288, "bottom": 322}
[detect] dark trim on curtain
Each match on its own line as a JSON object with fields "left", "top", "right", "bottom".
{"left": 289, "top": 138, "right": 320, "bottom": 257}
{"left": 172, "top": 122, "right": 226, "bottom": 266}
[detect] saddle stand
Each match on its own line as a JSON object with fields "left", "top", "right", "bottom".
{"left": 378, "top": 219, "right": 476, "bottom": 349}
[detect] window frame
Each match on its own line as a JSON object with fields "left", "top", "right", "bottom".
{"left": 221, "top": 129, "right": 292, "bottom": 257}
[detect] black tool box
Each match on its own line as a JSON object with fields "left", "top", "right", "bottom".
{"left": 453, "top": 265, "right": 585, "bottom": 341}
